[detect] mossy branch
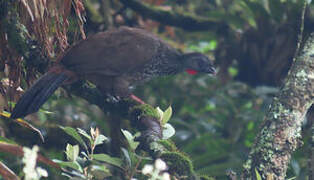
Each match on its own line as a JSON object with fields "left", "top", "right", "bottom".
{"left": 242, "top": 33, "right": 314, "bottom": 179}
{"left": 119, "top": 0, "right": 228, "bottom": 32}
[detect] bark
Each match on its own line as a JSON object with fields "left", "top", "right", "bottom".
{"left": 310, "top": 123, "right": 314, "bottom": 180}
{"left": 0, "top": 161, "right": 19, "bottom": 180}
{"left": 242, "top": 33, "right": 314, "bottom": 179}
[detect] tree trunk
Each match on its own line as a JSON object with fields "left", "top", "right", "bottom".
{"left": 242, "top": 33, "right": 314, "bottom": 179}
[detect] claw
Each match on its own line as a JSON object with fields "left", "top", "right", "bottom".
{"left": 106, "top": 94, "right": 121, "bottom": 103}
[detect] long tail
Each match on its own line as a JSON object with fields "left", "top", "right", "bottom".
{"left": 10, "top": 72, "right": 69, "bottom": 119}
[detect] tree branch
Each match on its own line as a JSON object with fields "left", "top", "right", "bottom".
{"left": 310, "top": 123, "right": 314, "bottom": 180}
{"left": 242, "top": 33, "right": 314, "bottom": 179}
{"left": 119, "top": 0, "right": 228, "bottom": 32}
{"left": 0, "top": 143, "right": 60, "bottom": 169}
{"left": 0, "top": 161, "right": 19, "bottom": 180}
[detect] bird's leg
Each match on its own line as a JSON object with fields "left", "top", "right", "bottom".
{"left": 113, "top": 77, "right": 146, "bottom": 104}
{"left": 130, "top": 94, "right": 145, "bottom": 104}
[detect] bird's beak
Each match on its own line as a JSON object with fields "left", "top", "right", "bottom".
{"left": 208, "top": 67, "right": 216, "bottom": 75}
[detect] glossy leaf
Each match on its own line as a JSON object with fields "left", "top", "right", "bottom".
{"left": 162, "top": 123, "right": 175, "bottom": 140}
{"left": 77, "top": 128, "right": 92, "bottom": 144}
{"left": 60, "top": 126, "right": 87, "bottom": 150}
{"left": 54, "top": 160, "right": 83, "bottom": 173}
{"left": 91, "top": 154, "right": 123, "bottom": 168}
{"left": 121, "top": 129, "right": 139, "bottom": 150}
{"left": 65, "top": 144, "right": 79, "bottom": 162}
{"left": 255, "top": 168, "right": 262, "bottom": 180}
{"left": 162, "top": 106, "right": 172, "bottom": 125}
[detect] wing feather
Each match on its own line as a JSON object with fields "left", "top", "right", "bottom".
{"left": 61, "top": 27, "right": 161, "bottom": 77}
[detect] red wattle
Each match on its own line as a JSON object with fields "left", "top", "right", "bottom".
{"left": 186, "top": 69, "right": 198, "bottom": 75}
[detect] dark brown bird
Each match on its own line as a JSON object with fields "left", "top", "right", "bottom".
{"left": 11, "top": 27, "right": 215, "bottom": 119}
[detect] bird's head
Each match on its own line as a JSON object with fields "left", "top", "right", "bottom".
{"left": 181, "top": 52, "right": 216, "bottom": 75}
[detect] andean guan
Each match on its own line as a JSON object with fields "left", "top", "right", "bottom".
{"left": 10, "top": 27, "right": 216, "bottom": 119}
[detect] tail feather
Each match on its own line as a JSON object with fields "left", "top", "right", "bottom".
{"left": 11, "top": 72, "right": 68, "bottom": 119}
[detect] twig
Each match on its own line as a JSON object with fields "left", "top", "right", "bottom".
{"left": 0, "top": 161, "right": 19, "bottom": 180}
{"left": 0, "top": 143, "right": 60, "bottom": 169}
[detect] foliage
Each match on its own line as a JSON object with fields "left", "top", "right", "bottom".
{"left": 53, "top": 127, "right": 122, "bottom": 179}
{"left": 0, "top": 0, "right": 313, "bottom": 179}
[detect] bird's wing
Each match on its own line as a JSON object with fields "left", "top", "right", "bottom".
{"left": 61, "top": 27, "right": 161, "bottom": 77}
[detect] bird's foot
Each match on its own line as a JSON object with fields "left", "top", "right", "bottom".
{"left": 105, "top": 93, "right": 145, "bottom": 105}
{"left": 105, "top": 94, "right": 121, "bottom": 103}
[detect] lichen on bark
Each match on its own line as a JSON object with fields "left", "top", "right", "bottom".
{"left": 242, "top": 33, "right": 314, "bottom": 179}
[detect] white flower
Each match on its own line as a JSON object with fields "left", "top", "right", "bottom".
{"left": 23, "top": 146, "right": 39, "bottom": 180}
{"left": 155, "top": 159, "right": 167, "bottom": 171}
{"left": 142, "top": 164, "right": 154, "bottom": 175}
{"left": 161, "top": 172, "right": 170, "bottom": 180}
{"left": 36, "top": 167, "right": 48, "bottom": 177}
{"left": 22, "top": 145, "right": 48, "bottom": 180}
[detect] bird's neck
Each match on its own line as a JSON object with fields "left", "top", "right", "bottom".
{"left": 148, "top": 52, "right": 183, "bottom": 75}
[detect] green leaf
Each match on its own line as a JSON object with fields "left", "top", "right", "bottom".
{"left": 77, "top": 128, "right": 92, "bottom": 144}
{"left": 247, "top": 121, "right": 255, "bottom": 131}
{"left": 208, "top": 40, "right": 217, "bottom": 51}
{"left": 243, "top": 102, "right": 253, "bottom": 109}
{"left": 255, "top": 168, "right": 262, "bottom": 180}
{"left": 81, "top": 151, "right": 89, "bottom": 158}
{"left": 225, "top": 15, "right": 246, "bottom": 30}
{"left": 162, "top": 123, "right": 176, "bottom": 140}
{"left": 60, "top": 173, "right": 73, "bottom": 179}
{"left": 228, "top": 67, "right": 238, "bottom": 77}
{"left": 54, "top": 160, "right": 83, "bottom": 173}
{"left": 65, "top": 144, "right": 79, "bottom": 162}
{"left": 90, "top": 165, "right": 112, "bottom": 179}
{"left": 239, "top": 1, "right": 257, "bottom": 28}
{"left": 60, "top": 126, "right": 87, "bottom": 150}
{"left": 162, "top": 106, "right": 172, "bottom": 125}
{"left": 247, "top": 17, "right": 257, "bottom": 28}
{"left": 91, "top": 154, "right": 123, "bottom": 168}
{"left": 94, "top": 135, "right": 108, "bottom": 147}
{"left": 201, "top": 41, "right": 217, "bottom": 53}
{"left": 188, "top": 45, "right": 203, "bottom": 53}
{"left": 205, "top": 102, "right": 216, "bottom": 111}
{"left": 121, "top": 129, "right": 139, "bottom": 150}
{"left": 156, "top": 107, "right": 164, "bottom": 120}
{"left": 121, "top": 148, "right": 131, "bottom": 168}
{"left": 38, "top": 109, "right": 55, "bottom": 114}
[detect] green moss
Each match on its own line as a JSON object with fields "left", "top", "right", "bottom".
{"left": 3, "top": 8, "right": 28, "bottom": 56}
{"left": 84, "top": 0, "right": 103, "bottom": 23}
{"left": 158, "top": 139, "right": 177, "bottom": 151}
{"left": 130, "top": 104, "right": 160, "bottom": 119}
{"left": 160, "top": 151, "right": 194, "bottom": 177}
